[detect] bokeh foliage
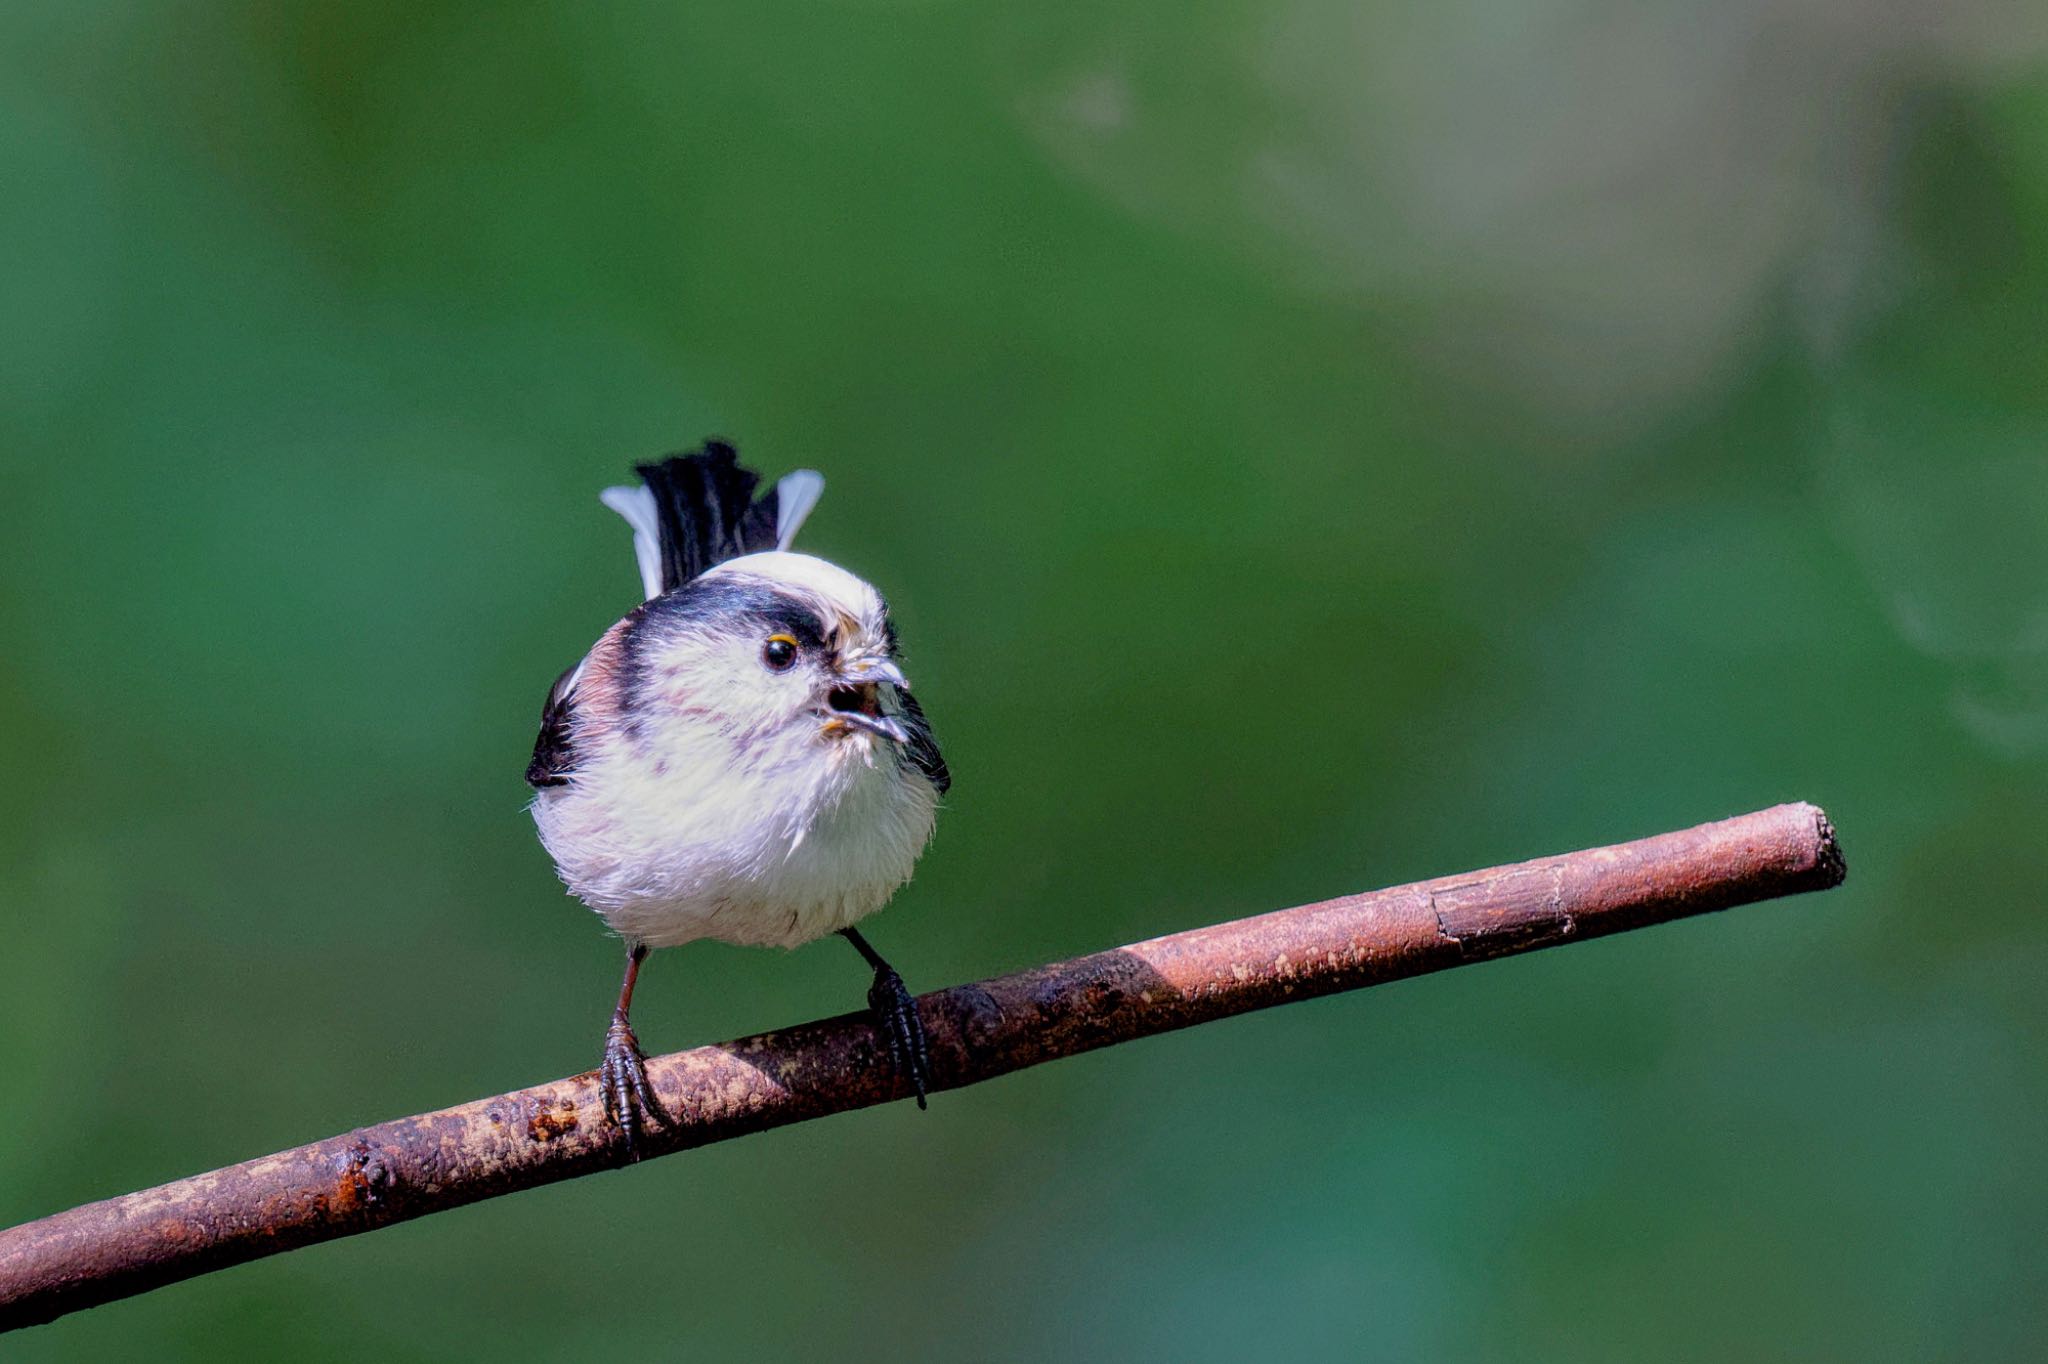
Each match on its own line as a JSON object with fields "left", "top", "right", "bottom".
{"left": 4, "top": 1, "right": 2046, "bottom": 1358}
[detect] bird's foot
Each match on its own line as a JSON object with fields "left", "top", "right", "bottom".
{"left": 866, "top": 968, "right": 932, "bottom": 1109}
{"left": 598, "top": 1016, "right": 669, "bottom": 1156}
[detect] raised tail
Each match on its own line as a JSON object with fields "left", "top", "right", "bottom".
{"left": 599, "top": 439, "right": 825, "bottom": 599}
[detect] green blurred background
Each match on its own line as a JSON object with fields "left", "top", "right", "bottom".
{"left": 5, "top": 1, "right": 2046, "bottom": 1358}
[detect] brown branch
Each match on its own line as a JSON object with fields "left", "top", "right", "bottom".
{"left": 0, "top": 803, "right": 1845, "bottom": 1332}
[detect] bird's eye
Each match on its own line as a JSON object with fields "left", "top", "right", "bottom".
{"left": 761, "top": 635, "right": 799, "bottom": 672}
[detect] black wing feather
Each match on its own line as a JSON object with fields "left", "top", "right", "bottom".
{"left": 898, "top": 689, "right": 950, "bottom": 796}
{"left": 525, "top": 662, "right": 581, "bottom": 788}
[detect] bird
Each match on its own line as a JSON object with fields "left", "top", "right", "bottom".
{"left": 526, "top": 440, "right": 950, "bottom": 1147}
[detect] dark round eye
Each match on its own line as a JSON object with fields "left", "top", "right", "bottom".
{"left": 761, "top": 635, "right": 799, "bottom": 672}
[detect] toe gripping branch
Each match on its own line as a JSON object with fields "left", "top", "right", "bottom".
{"left": 868, "top": 966, "right": 932, "bottom": 1109}
{"left": 842, "top": 927, "right": 932, "bottom": 1108}
{"left": 599, "top": 1016, "right": 669, "bottom": 1155}
{"left": 597, "top": 943, "right": 671, "bottom": 1155}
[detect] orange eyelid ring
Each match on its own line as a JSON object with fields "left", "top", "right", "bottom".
{"left": 766, "top": 633, "right": 798, "bottom": 648}
{"left": 761, "top": 634, "right": 800, "bottom": 671}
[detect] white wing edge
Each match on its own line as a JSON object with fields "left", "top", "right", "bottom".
{"left": 774, "top": 470, "right": 826, "bottom": 549}
{"left": 599, "top": 484, "right": 664, "bottom": 601}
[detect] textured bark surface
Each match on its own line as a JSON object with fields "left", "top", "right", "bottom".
{"left": 0, "top": 802, "right": 1844, "bottom": 1332}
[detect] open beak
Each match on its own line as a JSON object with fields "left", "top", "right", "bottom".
{"left": 824, "top": 661, "right": 911, "bottom": 744}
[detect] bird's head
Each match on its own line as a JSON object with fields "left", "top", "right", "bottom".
{"left": 630, "top": 551, "right": 917, "bottom": 756}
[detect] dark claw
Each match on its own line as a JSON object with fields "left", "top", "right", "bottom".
{"left": 598, "top": 1017, "right": 669, "bottom": 1156}
{"left": 867, "top": 968, "right": 932, "bottom": 1109}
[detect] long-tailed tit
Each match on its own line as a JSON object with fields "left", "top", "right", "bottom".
{"left": 527, "top": 441, "right": 950, "bottom": 1143}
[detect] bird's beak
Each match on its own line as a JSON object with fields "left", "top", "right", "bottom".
{"left": 835, "top": 707, "right": 910, "bottom": 744}
{"left": 824, "top": 658, "right": 911, "bottom": 744}
{"left": 847, "top": 658, "right": 910, "bottom": 690}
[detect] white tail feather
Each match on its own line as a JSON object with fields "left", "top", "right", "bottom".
{"left": 775, "top": 471, "right": 826, "bottom": 549}
{"left": 599, "top": 485, "right": 665, "bottom": 601}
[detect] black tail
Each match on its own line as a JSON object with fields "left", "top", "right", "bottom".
{"left": 636, "top": 440, "right": 786, "bottom": 593}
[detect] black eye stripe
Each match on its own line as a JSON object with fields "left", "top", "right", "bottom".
{"left": 642, "top": 577, "right": 831, "bottom": 652}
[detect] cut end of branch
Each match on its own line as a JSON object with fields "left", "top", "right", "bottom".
{"left": 1806, "top": 803, "right": 1848, "bottom": 889}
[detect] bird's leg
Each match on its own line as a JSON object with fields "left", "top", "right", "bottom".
{"left": 839, "top": 927, "right": 931, "bottom": 1109}
{"left": 598, "top": 942, "right": 669, "bottom": 1153}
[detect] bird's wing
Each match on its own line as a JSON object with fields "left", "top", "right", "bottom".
{"left": 898, "top": 689, "right": 950, "bottom": 796}
{"left": 525, "top": 658, "right": 584, "bottom": 788}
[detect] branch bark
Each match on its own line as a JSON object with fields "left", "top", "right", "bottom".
{"left": 0, "top": 802, "right": 1845, "bottom": 1332}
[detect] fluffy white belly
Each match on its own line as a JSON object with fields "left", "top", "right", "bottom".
{"left": 532, "top": 735, "right": 937, "bottom": 950}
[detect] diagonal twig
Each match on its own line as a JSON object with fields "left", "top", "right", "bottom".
{"left": 0, "top": 802, "right": 1845, "bottom": 1332}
